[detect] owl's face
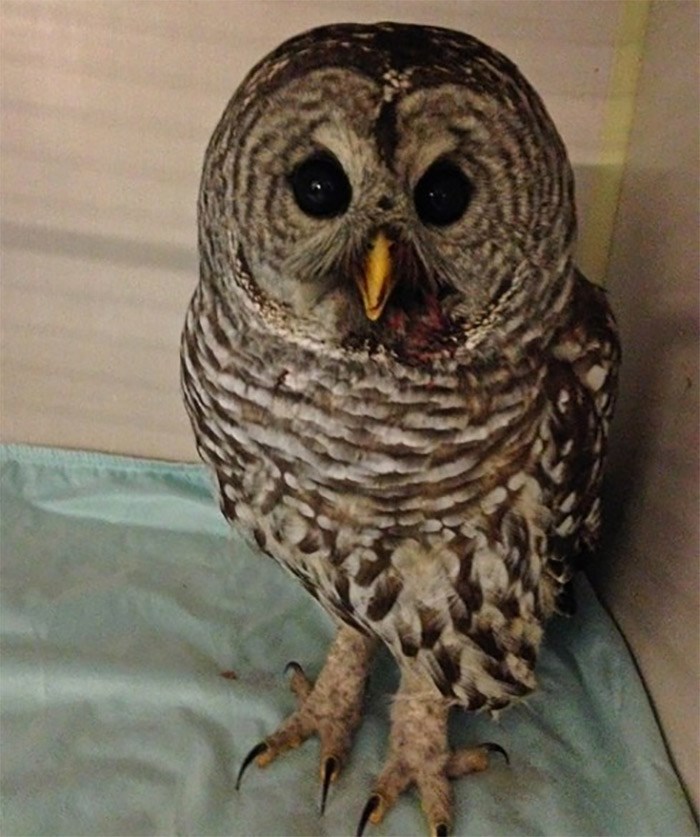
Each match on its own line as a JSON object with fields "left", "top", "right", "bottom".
{"left": 201, "top": 24, "right": 576, "bottom": 357}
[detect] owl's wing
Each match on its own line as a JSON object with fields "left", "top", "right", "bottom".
{"left": 541, "top": 272, "right": 621, "bottom": 614}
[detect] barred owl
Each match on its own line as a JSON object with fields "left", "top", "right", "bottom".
{"left": 181, "top": 22, "right": 619, "bottom": 836}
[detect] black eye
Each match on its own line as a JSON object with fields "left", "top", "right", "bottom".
{"left": 414, "top": 160, "right": 473, "bottom": 226}
{"left": 290, "top": 154, "right": 351, "bottom": 218}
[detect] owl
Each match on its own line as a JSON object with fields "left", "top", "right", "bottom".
{"left": 181, "top": 22, "right": 619, "bottom": 836}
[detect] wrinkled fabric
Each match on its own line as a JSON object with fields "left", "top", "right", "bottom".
{"left": 0, "top": 444, "right": 695, "bottom": 836}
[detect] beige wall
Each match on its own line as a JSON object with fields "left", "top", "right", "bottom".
{"left": 1, "top": 0, "right": 697, "bottom": 813}
{"left": 595, "top": 0, "right": 699, "bottom": 812}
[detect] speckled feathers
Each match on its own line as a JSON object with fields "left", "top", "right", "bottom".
{"left": 181, "top": 22, "right": 619, "bottom": 712}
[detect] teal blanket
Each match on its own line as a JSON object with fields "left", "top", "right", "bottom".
{"left": 0, "top": 445, "right": 695, "bottom": 836}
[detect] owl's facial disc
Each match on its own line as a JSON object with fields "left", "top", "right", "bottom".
{"left": 207, "top": 40, "right": 576, "bottom": 353}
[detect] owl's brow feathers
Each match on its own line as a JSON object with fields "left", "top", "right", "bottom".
{"left": 223, "top": 22, "right": 551, "bottom": 174}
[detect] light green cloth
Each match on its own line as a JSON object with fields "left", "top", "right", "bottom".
{"left": 0, "top": 444, "right": 695, "bottom": 836}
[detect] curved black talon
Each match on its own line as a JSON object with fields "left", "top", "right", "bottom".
{"left": 319, "top": 756, "right": 336, "bottom": 815}
{"left": 435, "top": 824, "right": 449, "bottom": 837}
{"left": 235, "top": 741, "right": 268, "bottom": 790}
{"left": 284, "top": 660, "right": 305, "bottom": 676}
{"left": 482, "top": 741, "right": 510, "bottom": 765}
{"left": 356, "top": 794, "right": 380, "bottom": 837}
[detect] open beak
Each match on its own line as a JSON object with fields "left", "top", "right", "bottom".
{"left": 355, "top": 231, "right": 397, "bottom": 321}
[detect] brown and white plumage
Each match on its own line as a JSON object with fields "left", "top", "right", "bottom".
{"left": 181, "top": 22, "right": 619, "bottom": 834}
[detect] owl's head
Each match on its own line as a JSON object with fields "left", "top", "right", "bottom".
{"left": 200, "top": 23, "right": 576, "bottom": 360}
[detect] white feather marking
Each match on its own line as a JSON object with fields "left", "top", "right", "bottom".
{"left": 553, "top": 340, "right": 583, "bottom": 362}
{"left": 556, "top": 515, "right": 575, "bottom": 536}
{"left": 283, "top": 496, "right": 315, "bottom": 519}
{"left": 560, "top": 492, "right": 577, "bottom": 513}
{"left": 507, "top": 472, "right": 527, "bottom": 492}
{"left": 471, "top": 548, "right": 509, "bottom": 596}
{"left": 283, "top": 471, "right": 300, "bottom": 490}
{"left": 480, "top": 486, "right": 508, "bottom": 515}
{"left": 585, "top": 365, "right": 607, "bottom": 392}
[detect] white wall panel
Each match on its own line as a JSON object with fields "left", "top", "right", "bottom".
{"left": 595, "top": 0, "right": 699, "bottom": 812}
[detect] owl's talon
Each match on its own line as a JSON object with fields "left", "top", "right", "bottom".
{"left": 235, "top": 740, "right": 269, "bottom": 790}
{"left": 235, "top": 630, "right": 374, "bottom": 808}
{"left": 444, "top": 738, "right": 510, "bottom": 780}
{"left": 356, "top": 794, "right": 382, "bottom": 836}
{"left": 284, "top": 660, "right": 313, "bottom": 702}
{"left": 482, "top": 741, "right": 510, "bottom": 765}
{"left": 319, "top": 755, "right": 337, "bottom": 814}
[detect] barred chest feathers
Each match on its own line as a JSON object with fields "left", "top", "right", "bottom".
{"left": 182, "top": 266, "right": 615, "bottom": 712}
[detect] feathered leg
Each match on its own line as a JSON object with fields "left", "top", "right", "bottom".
{"left": 357, "top": 671, "right": 508, "bottom": 836}
{"left": 237, "top": 624, "right": 376, "bottom": 810}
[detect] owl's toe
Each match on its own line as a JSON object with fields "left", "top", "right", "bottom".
{"left": 355, "top": 742, "right": 507, "bottom": 837}
{"left": 356, "top": 754, "right": 450, "bottom": 836}
{"left": 235, "top": 627, "right": 375, "bottom": 813}
{"left": 355, "top": 687, "right": 510, "bottom": 836}
{"left": 284, "top": 660, "right": 313, "bottom": 702}
{"left": 445, "top": 741, "right": 509, "bottom": 778}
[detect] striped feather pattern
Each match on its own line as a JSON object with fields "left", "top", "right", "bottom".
{"left": 181, "top": 23, "right": 620, "bottom": 709}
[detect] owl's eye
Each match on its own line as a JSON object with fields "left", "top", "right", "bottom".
{"left": 414, "top": 161, "right": 473, "bottom": 227}
{"left": 291, "top": 154, "right": 351, "bottom": 218}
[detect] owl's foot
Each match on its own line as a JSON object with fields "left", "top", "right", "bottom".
{"left": 236, "top": 625, "right": 376, "bottom": 813}
{"left": 356, "top": 687, "right": 508, "bottom": 837}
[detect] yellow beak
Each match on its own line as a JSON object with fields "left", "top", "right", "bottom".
{"left": 356, "top": 231, "right": 396, "bottom": 321}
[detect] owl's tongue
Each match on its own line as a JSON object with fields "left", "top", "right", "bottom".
{"left": 384, "top": 293, "right": 457, "bottom": 362}
{"left": 386, "top": 293, "right": 442, "bottom": 331}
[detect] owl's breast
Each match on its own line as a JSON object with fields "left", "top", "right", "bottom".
{"left": 182, "top": 293, "right": 556, "bottom": 710}
{"left": 184, "top": 292, "right": 542, "bottom": 535}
